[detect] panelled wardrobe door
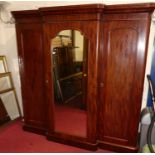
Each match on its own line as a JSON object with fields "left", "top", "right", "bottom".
{"left": 98, "top": 13, "right": 151, "bottom": 152}
{"left": 12, "top": 3, "right": 155, "bottom": 153}
{"left": 43, "top": 22, "right": 99, "bottom": 150}
{"left": 15, "top": 21, "right": 47, "bottom": 133}
{"left": 41, "top": 4, "right": 102, "bottom": 149}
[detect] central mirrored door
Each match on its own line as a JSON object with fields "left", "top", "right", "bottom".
{"left": 51, "top": 30, "right": 88, "bottom": 137}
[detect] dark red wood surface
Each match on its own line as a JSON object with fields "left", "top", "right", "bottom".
{"left": 15, "top": 23, "right": 47, "bottom": 133}
{"left": 12, "top": 3, "right": 154, "bottom": 152}
{"left": 43, "top": 21, "right": 99, "bottom": 145}
{"left": 98, "top": 13, "right": 151, "bottom": 152}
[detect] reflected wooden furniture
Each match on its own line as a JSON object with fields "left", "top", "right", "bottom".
{"left": 53, "top": 44, "right": 83, "bottom": 104}
{"left": 53, "top": 46, "right": 75, "bottom": 78}
{"left": 12, "top": 3, "right": 155, "bottom": 152}
{"left": 59, "top": 72, "right": 83, "bottom": 102}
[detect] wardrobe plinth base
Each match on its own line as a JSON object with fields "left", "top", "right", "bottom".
{"left": 47, "top": 132, "right": 98, "bottom": 151}
{"left": 23, "top": 124, "right": 46, "bottom": 135}
{"left": 98, "top": 141, "right": 138, "bottom": 153}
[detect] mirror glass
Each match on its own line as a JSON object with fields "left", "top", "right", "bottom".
{"left": 51, "top": 30, "right": 88, "bottom": 137}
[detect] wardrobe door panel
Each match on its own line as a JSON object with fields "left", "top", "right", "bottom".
{"left": 98, "top": 19, "right": 150, "bottom": 151}
{"left": 104, "top": 25, "right": 137, "bottom": 143}
{"left": 43, "top": 21, "right": 99, "bottom": 149}
{"left": 16, "top": 24, "right": 46, "bottom": 132}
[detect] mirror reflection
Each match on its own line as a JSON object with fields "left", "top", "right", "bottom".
{"left": 51, "top": 30, "right": 88, "bottom": 137}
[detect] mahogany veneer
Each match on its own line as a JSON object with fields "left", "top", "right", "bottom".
{"left": 12, "top": 3, "right": 155, "bottom": 152}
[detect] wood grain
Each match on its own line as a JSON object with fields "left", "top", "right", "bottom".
{"left": 15, "top": 23, "right": 47, "bottom": 133}
{"left": 98, "top": 13, "right": 151, "bottom": 151}
{"left": 12, "top": 3, "right": 154, "bottom": 152}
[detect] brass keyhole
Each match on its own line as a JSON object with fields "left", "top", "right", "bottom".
{"left": 83, "top": 74, "right": 87, "bottom": 77}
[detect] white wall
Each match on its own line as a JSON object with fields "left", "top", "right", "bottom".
{"left": 0, "top": 1, "right": 155, "bottom": 117}
{"left": 6, "top": 0, "right": 155, "bottom": 12}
